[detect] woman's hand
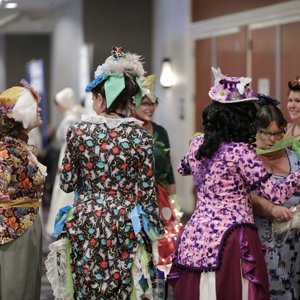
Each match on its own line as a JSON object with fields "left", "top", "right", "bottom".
{"left": 270, "top": 205, "right": 292, "bottom": 223}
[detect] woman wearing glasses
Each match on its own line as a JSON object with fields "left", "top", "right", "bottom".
{"left": 129, "top": 75, "right": 182, "bottom": 266}
{"left": 253, "top": 94, "right": 300, "bottom": 300}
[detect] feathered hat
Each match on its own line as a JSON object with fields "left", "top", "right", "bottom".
{"left": 85, "top": 46, "right": 145, "bottom": 108}
{"left": 142, "top": 74, "right": 157, "bottom": 103}
{"left": 208, "top": 67, "right": 258, "bottom": 103}
{"left": 0, "top": 79, "right": 41, "bottom": 129}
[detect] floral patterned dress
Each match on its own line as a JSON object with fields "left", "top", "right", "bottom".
{"left": 168, "top": 135, "right": 300, "bottom": 300}
{"left": 255, "top": 149, "right": 300, "bottom": 300}
{"left": 58, "top": 115, "right": 164, "bottom": 299}
{"left": 0, "top": 137, "right": 46, "bottom": 244}
{"left": 0, "top": 136, "right": 46, "bottom": 299}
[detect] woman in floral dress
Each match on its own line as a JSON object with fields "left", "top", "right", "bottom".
{"left": 0, "top": 81, "right": 46, "bottom": 300}
{"left": 253, "top": 95, "right": 300, "bottom": 299}
{"left": 168, "top": 67, "right": 300, "bottom": 300}
{"left": 46, "top": 47, "right": 164, "bottom": 299}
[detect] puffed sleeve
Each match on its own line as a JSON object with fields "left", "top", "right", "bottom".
{"left": 237, "top": 143, "right": 300, "bottom": 204}
{"left": 136, "top": 131, "right": 164, "bottom": 237}
{"left": 178, "top": 135, "right": 203, "bottom": 176}
{"left": 59, "top": 125, "right": 81, "bottom": 193}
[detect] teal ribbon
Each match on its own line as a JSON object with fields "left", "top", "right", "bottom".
{"left": 104, "top": 75, "right": 126, "bottom": 108}
{"left": 130, "top": 204, "right": 152, "bottom": 239}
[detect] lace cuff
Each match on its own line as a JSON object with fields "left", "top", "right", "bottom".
{"left": 45, "top": 238, "right": 74, "bottom": 300}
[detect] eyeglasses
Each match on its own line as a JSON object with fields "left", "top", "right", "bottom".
{"left": 259, "top": 130, "right": 285, "bottom": 139}
{"left": 140, "top": 102, "right": 158, "bottom": 108}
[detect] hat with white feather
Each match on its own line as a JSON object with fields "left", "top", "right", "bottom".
{"left": 208, "top": 67, "right": 258, "bottom": 103}
{"left": 0, "top": 79, "right": 40, "bottom": 129}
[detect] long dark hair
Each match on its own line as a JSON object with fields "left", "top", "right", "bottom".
{"left": 196, "top": 101, "right": 257, "bottom": 160}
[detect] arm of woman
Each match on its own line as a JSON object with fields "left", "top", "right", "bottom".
{"left": 137, "top": 131, "right": 164, "bottom": 237}
{"left": 251, "top": 193, "right": 292, "bottom": 222}
{"left": 237, "top": 144, "right": 300, "bottom": 205}
{"left": 59, "top": 125, "right": 81, "bottom": 193}
{"left": 0, "top": 143, "right": 12, "bottom": 203}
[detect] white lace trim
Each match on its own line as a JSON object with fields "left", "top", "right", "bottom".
{"left": 45, "top": 238, "right": 74, "bottom": 300}
{"left": 131, "top": 245, "right": 154, "bottom": 299}
{"left": 81, "top": 114, "right": 144, "bottom": 129}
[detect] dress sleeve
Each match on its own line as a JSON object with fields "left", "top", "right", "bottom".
{"left": 59, "top": 125, "right": 81, "bottom": 193}
{"left": 237, "top": 143, "right": 300, "bottom": 204}
{"left": 137, "top": 132, "right": 164, "bottom": 237}
{"left": 178, "top": 136, "right": 203, "bottom": 176}
{"left": 0, "top": 142, "right": 12, "bottom": 193}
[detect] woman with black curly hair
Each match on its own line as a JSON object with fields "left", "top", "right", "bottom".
{"left": 167, "top": 68, "right": 300, "bottom": 300}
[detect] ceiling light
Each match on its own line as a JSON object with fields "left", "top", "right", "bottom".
{"left": 5, "top": 2, "right": 18, "bottom": 9}
{"left": 160, "top": 58, "right": 176, "bottom": 88}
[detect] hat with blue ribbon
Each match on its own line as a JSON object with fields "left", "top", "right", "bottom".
{"left": 85, "top": 46, "right": 145, "bottom": 108}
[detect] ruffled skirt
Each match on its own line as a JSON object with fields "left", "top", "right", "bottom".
{"left": 167, "top": 226, "right": 269, "bottom": 300}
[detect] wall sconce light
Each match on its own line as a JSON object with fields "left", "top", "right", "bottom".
{"left": 160, "top": 58, "right": 176, "bottom": 88}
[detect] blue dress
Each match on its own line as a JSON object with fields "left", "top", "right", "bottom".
{"left": 255, "top": 148, "right": 300, "bottom": 300}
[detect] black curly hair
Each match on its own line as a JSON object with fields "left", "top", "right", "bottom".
{"left": 196, "top": 101, "right": 257, "bottom": 160}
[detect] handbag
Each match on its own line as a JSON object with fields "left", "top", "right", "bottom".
{"left": 272, "top": 206, "right": 300, "bottom": 236}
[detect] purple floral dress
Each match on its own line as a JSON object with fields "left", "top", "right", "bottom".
{"left": 169, "top": 135, "right": 300, "bottom": 300}
{"left": 59, "top": 115, "right": 164, "bottom": 299}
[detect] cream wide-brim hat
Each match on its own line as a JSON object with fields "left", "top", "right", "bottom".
{"left": 0, "top": 86, "right": 38, "bottom": 129}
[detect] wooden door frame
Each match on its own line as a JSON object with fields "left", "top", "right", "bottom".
{"left": 188, "top": 1, "right": 300, "bottom": 131}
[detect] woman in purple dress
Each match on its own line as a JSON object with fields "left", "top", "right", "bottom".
{"left": 168, "top": 67, "right": 300, "bottom": 300}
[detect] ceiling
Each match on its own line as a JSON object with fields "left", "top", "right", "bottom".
{"left": 0, "top": 0, "right": 70, "bottom": 11}
{"left": 0, "top": 0, "right": 71, "bottom": 30}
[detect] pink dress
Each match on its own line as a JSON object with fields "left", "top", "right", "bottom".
{"left": 168, "top": 136, "right": 300, "bottom": 300}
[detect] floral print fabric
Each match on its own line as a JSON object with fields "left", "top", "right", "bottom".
{"left": 0, "top": 137, "right": 45, "bottom": 244}
{"left": 175, "top": 136, "right": 300, "bottom": 271}
{"left": 59, "top": 115, "right": 164, "bottom": 299}
{"left": 255, "top": 149, "right": 300, "bottom": 299}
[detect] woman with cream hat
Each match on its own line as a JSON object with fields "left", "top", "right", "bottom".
{"left": 0, "top": 80, "right": 46, "bottom": 300}
{"left": 45, "top": 87, "right": 84, "bottom": 236}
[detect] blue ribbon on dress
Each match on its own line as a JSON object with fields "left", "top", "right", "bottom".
{"left": 130, "top": 204, "right": 153, "bottom": 239}
{"left": 52, "top": 188, "right": 80, "bottom": 236}
{"left": 52, "top": 205, "right": 73, "bottom": 236}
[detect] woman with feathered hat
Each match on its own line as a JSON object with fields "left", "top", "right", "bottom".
{"left": 46, "top": 47, "right": 164, "bottom": 299}
{"left": 0, "top": 81, "right": 46, "bottom": 300}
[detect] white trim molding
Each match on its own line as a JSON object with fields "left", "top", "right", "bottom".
{"left": 190, "top": 0, "right": 300, "bottom": 40}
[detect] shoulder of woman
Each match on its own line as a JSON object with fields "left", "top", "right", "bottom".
{"left": 151, "top": 121, "right": 167, "bottom": 133}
